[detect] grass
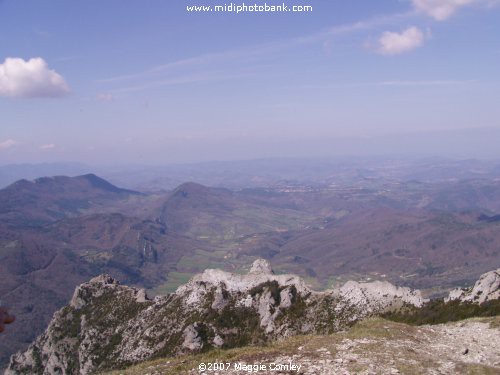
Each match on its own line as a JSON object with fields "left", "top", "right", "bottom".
{"left": 100, "top": 316, "right": 500, "bottom": 375}
{"left": 100, "top": 336, "right": 310, "bottom": 375}
{"left": 176, "top": 249, "right": 231, "bottom": 271}
{"left": 346, "top": 317, "right": 422, "bottom": 340}
{"left": 454, "top": 363, "right": 500, "bottom": 374}
{"left": 180, "top": 205, "right": 317, "bottom": 244}
{"left": 489, "top": 317, "right": 500, "bottom": 329}
{"left": 149, "top": 272, "right": 194, "bottom": 295}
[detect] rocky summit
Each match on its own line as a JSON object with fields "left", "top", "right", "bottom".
{"left": 446, "top": 268, "right": 500, "bottom": 304}
{"left": 6, "top": 259, "right": 428, "bottom": 374}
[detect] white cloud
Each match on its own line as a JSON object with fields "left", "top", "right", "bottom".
{"left": 40, "top": 143, "right": 56, "bottom": 150}
{"left": 0, "top": 57, "right": 70, "bottom": 98}
{"left": 0, "top": 139, "right": 17, "bottom": 149}
{"left": 376, "top": 26, "right": 426, "bottom": 55}
{"left": 412, "top": 0, "right": 475, "bottom": 20}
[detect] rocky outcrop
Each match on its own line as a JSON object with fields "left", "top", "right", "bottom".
{"left": 6, "top": 275, "right": 152, "bottom": 375}
{"left": 338, "top": 280, "right": 426, "bottom": 312}
{"left": 175, "top": 259, "right": 309, "bottom": 305}
{"left": 6, "top": 259, "right": 427, "bottom": 374}
{"left": 446, "top": 269, "right": 500, "bottom": 304}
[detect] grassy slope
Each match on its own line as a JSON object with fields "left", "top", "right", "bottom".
{"left": 101, "top": 316, "right": 500, "bottom": 375}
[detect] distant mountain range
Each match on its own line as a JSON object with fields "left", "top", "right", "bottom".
{"left": 3, "top": 157, "right": 500, "bottom": 191}
{"left": 1, "top": 166, "right": 500, "bottom": 369}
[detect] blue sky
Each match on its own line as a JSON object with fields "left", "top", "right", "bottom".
{"left": 1, "top": 0, "right": 499, "bottom": 165}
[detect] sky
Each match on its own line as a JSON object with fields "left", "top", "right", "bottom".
{"left": 1, "top": 0, "right": 500, "bottom": 165}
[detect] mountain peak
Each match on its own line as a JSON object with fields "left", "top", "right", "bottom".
{"left": 79, "top": 173, "right": 138, "bottom": 194}
{"left": 172, "top": 182, "right": 211, "bottom": 197}
{"left": 249, "top": 258, "right": 274, "bottom": 274}
{"left": 0, "top": 173, "right": 141, "bottom": 227}
{"left": 4, "top": 173, "right": 137, "bottom": 195}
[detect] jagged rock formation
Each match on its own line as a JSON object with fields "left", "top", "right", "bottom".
{"left": 446, "top": 269, "right": 500, "bottom": 304}
{"left": 7, "top": 259, "right": 426, "bottom": 374}
{"left": 338, "top": 280, "right": 425, "bottom": 313}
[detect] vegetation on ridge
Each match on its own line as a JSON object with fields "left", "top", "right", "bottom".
{"left": 383, "top": 299, "right": 500, "bottom": 325}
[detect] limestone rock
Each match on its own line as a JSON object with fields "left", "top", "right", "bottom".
{"left": 70, "top": 274, "right": 119, "bottom": 309}
{"left": 175, "top": 259, "right": 309, "bottom": 307}
{"left": 135, "top": 288, "right": 149, "bottom": 303}
{"left": 182, "top": 324, "right": 203, "bottom": 351}
{"left": 7, "top": 259, "right": 457, "bottom": 375}
{"left": 337, "top": 280, "right": 427, "bottom": 312}
{"left": 249, "top": 259, "right": 274, "bottom": 274}
{"left": 446, "top": 269, "right": 500, "bottom": 304}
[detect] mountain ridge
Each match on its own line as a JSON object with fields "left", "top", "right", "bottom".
{"left": 0, "top": 174, "right": 141, "bottom": 228}
{"left": 5, "top": 259, "right": 434, "bottom": 374}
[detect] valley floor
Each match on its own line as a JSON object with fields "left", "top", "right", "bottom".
{"left": 103, "top": 316, "right": 500, "bottom": 375}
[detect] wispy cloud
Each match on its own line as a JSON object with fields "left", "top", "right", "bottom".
{"left": 305, "top": 79, "right": 475, "bottom": 89}
{"left": 98, "top": 11, "right": 413, "bottom": 93}
{"left": 97, "top": 40, "right": 292, "bottom": 85}
{"left": 379, "top": 79, "right": 475, "bottom": 86}
{"left": 40, "top": 143, "right": 56, "bottom": 150}
{"left": 96, "top": 93, "right": 113, "bottom": 101}
{"left": 411, "top": 0, "right": 499, "bottom": 21}
{"left": 109, "top": 72, "right": 255, "bottom": 94}
{"left": 0, "top": 139, "right": 17, "bottom": 150}
{"left": 99, "top": 49, "right": 266, "bottom": 85}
